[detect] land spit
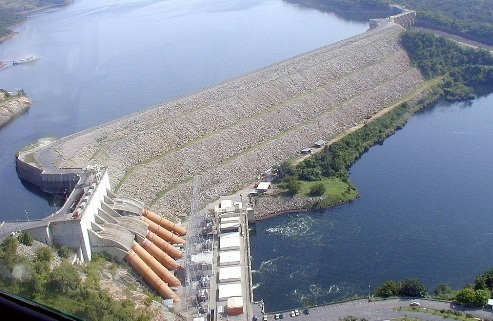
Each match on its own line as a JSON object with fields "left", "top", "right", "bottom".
{"left": 33, "top": 22, "right": 424, "bottom": 220}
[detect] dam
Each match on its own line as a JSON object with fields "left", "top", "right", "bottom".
{"left": 6, "top": 16, "right": 424, "bottom": 319}
{"left": 19, "top": 19, "right": 423, "bottom": 220}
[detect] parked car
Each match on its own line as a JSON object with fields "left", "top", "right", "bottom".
{"left": 294, "top": 309, "right": 299, "bottom": 316}
{"left": 303, "top": 308, "right": 309, "bottom": 315}
{"left": 290, "top": 311, "right": 295, "bottom": 317}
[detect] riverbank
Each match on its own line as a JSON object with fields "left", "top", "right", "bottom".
{"left": 0, "top": 90, "right": 32, "bottom": 128}
{"left": 0, "top": 0, "right": 73, "bottom": 44}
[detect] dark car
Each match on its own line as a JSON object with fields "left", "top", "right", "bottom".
{"left": 303, "top": 308, "right": 310, "bottom": 315}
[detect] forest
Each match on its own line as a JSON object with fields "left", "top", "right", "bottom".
{"left": 291, "top": 0, "right": 493, "bottom": 45}
{"left": 401, "top": 30, "right": 493, "bottom": 100}
{"left": 0, "top": 0, "right": 69, "bottom": 38}
{"left": 0, "top": 235, "right": 153, "bottom": 321}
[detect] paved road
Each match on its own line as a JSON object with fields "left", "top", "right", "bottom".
{"left": 261, "top": 298, "right": 493, "bottom": 321}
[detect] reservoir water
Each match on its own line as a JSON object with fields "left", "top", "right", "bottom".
{"left": 0, "top": 0, "right": 492, "bottom": 313}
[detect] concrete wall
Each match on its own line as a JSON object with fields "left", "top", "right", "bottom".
{"left": 15, "top": 156, "right": 79, "bottom": 194}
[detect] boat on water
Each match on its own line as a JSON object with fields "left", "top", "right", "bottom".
{"left": 13, "top": 56, "right": 38, "bottom": 65}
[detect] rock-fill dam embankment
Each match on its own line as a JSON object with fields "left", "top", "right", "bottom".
{"left": 33, "top": 22, "right": 424, "bottom": 219}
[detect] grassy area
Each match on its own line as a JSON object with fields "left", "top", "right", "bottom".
{"left": 398, "top": 306, "right": 483, "bottom": 321}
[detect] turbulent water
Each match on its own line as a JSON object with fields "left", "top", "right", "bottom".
{"left": 251, "top": 96, "right": 493, "bottom": 312}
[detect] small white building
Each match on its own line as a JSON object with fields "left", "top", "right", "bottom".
{"left": 219, "top": 250, "right": 241, "bottom": 266}
{"left": 256, "top": 182, "right": 271, "bottom": 193}
{"left": 219, "top": 265, "right": 242, "bottom": 283}
{"left": 219, "top": 232, "right": 241, "bottom": 251}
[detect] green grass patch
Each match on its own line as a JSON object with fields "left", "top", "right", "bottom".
{"left": 397, "top": 306, "right": 482, "bottom": 321}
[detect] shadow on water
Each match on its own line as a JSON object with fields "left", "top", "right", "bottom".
{"left": 19, "top": 179, "right": 66, "bottom": 210}
{"left": 282, "top": 0, "right": 399, "bottom": 22}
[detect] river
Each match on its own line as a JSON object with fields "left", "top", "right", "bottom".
{"left": 0, "top": 0, "right": 492, "bottom": 314}
{"left": 251, "top": 96, "right": 493, "bottom": 312}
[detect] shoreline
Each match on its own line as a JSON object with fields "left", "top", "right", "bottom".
{"left": 0, "top": 1, "right": 73, "bottom": 45}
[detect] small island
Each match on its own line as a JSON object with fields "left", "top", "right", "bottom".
{"left": 0, "top": 89, "right": 32, "bottom": 128}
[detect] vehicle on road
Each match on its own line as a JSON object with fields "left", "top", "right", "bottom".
{"left": 410, "top": 301, "right": 420, "bottom": 306}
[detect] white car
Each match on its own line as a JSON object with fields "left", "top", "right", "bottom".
{"left": 410, "top": 301, "right": 420, "bottom": 307}
{"left": 294, "top": 309, "right": 299, "bottom": 316}
{"left": 290, "top": 311, "right": 295, "bottom": 317}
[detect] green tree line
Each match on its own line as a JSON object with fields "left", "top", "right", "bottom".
{"left": 294, "top": 0, "right": 493, "bottom": 46}
{"left": 0, "top": 1, "right": 70, "bottom": 38}
{"left": 396, "top": 0, "right": 493, "bottom": 46}
{"left": 374, "top": 266, "right": 493, "bottom": 307}
{"left": 0, "top": 9, "right": 24, "bottom": 38}
{"left": 401, "top": 30, "right": 493, "bottom": 100}
{"left": 0, "top": 235, "right": 153, "bottom": 321}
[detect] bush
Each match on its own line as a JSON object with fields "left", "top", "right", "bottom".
{"left": 308, "top": 183, "right": 326, "bottom": 196}
{"left": 17, "top": 232, "right": 34, "bottom": 246}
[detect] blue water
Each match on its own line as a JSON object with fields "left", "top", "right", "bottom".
{"left": 0, "top": 0, "right": 368, "bottom": 221}
{"left": 251, "top": 96, "right": 493, "bottom": 312}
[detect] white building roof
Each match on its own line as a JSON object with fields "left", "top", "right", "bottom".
{"left": 227, "top": 296, "right": 244, "bottom": 308}
{"left": 257, "top": 182, "right": 271, "bottom": 191}
{"left": 218, "top": 282, "right": 242, "bottom": 300}
{"left": 221, "top": 217, "right": 240, "bottom": 223}
{"left": 219, "top": 232, "right": 241, "bottom": 250}
{"left": 220, "top": 221, "right": 240, "bottom": 232}
{"left": 219, "top": 250, "right": 241, "bottom": 265}
{"left": 220, "top": 199, "right": 233, "bottom": 208}
{"left": 219, "top": 266, "right": 242, "bottom": 283}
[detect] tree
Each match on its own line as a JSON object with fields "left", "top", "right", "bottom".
{"left": 474, "top": 289, "right": 490, "bottom": 306}
{"left": 274, "top": 161, "right": 293, "bottom": 179}
{"left": 284, "top": 176, "right": 301, "bottom": 195}
{"left": 309, "top": 182, "right": 326, "bottom": 196}
{"left": 375, "top": 280, "right": 400, "bottom": 297}
{"left": 399, "top": 278, "right": 426, "bottom": 297}
{"left": 36, "top": 247, "right": 53, "bottom": 263}
{"left": 456, "top": 288, "right": 477, "bottom": 305}
{"left": 0, "top": 236, "right": 18, "bottom": 269}
{"left": 47, "top": 262, "right": 81, "bottom": 295}
{"left": 434, "top": 283, "right": 453, "bottom": 298}
{"left": 17, "top": 232, "right": 34, "bottom": 246}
